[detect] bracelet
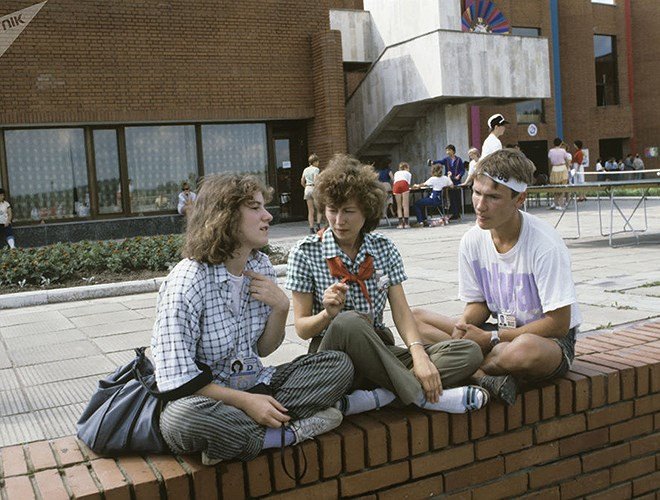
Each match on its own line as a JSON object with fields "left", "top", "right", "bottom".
{"left": 408, "top": 341, "right": 425, "bottom": 350}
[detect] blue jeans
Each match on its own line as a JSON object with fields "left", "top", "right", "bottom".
{"left": 414, "top": 191, "right": 443, "bottom": 222}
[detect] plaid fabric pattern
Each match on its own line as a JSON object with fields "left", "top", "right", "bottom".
{"left": 285, "top": 230, "right": 407, "bottom": 335}
{"left": 151, "top": 253, "right": 276, "bottom": 392}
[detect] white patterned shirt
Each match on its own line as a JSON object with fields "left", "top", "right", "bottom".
{"left": 151, "top": 253, "right": 276, "bottom": 392}
{"left": 285, "top": 230, "right": 407, "bottom": 337}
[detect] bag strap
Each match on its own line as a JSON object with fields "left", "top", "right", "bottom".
{"left": 133, "top": 348, "right": 213, "bottom": 402}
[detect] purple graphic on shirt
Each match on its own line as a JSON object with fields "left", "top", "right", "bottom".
{"left": 471, "top": 261, "right": 543, "bottom": 325}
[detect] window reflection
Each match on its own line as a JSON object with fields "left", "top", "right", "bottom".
{"left": 516, "top": 100, "right": 545, "bottom": 124}
{"left": 202, "top": 123, "right": 268, "bottom": 182}
{"left": 594, "top": 34, "right": 619, "bottom": 106}
{"left": 4, "top": 128, "right": 88, "bottom": 222}
{"left": 125, "top": 125, "right": 198, "bottom": 213}
{"left": 93, "top": 129, "right": 122, "bottom": 214}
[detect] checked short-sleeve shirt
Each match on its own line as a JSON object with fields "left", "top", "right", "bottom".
{"left": 151, "top": 253, "right": 276, "bottom": 392}
{"left": 285, "top": 230, "right": 407, "bottom": 337}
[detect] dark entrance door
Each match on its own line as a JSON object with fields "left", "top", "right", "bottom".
{"left": 599, "top": 138, "right": 624, "bottom": 164}
{"left": 270, "top": 123, "right": 307, "bottom": 221}
{"left": 519, "top": 140, "right": 549, "bottom": 178}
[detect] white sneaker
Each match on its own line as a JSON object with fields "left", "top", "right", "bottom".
{"left": 547, "top": 204, "right": 556, "bottom": 210}
{"left": 289, "top": 407, "right": 343, "bottom": 445}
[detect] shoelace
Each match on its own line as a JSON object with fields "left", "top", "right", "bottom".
{"left": 280, "top": 426, "right": 308, "bottom": 481}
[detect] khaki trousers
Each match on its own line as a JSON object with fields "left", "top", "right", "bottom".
{"left": 318, "top": 311, "right": 483, "bottom": 405}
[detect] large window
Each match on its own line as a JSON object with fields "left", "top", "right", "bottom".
{"left": 201, "top": 123, "right": 268, "bottom": 181}
{"left": 93, "top": 129, "right": 122, "bottom": 214}
{"left": 4, "top": 128, "right": 88, "bottom": 222}
{"left": 125, "top": 125, "right": 198, "bottom": 213}
{"left": 594, "top": 34, "right": 619, "bottom": 106}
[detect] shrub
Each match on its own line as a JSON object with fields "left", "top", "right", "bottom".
{"left": 0, "top": 235, "right": 288, "bottom": 288}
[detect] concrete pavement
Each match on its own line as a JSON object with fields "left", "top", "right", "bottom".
{"left": 0, "top": 198, "right": 659, "bottom": 447}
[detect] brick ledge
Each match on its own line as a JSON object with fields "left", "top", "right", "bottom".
{"left": 1, "top": 321, "right": 659, "bottom": 499}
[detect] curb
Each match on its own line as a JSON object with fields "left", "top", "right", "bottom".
{"left": 0, "top": 263, "right": 289, "bottom": 310}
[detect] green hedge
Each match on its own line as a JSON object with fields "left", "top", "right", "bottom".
{"left": 0, "top": 235, "right": 184, "bottom": 287}
{"left": 0, "top": 235, "right": 288, "bottom": 288}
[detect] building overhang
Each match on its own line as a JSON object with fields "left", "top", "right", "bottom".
{"left": 342, "top": 29, "right": 551, "bottom": 156}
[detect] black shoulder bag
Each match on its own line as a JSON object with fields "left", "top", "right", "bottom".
{"left": 77, "top": 347, "right": 212, "bottom": 455}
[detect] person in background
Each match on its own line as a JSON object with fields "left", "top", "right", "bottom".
{"left": 177, "top": 182, "right": 198, "bottom": 216}
{"left": 633, "top": 154, "right": 645, "bottom": 180}
{"left": 301, "top": 153, "right": 323, "bottom": 234}
{"left": 547, "top": 138, "right": 572, "bottom": 210}
{"left": 572, "top": 140, "right": 587, "bottom": 202}
{"left": 413, "top": 164, "right": 452, "bottom": 227}
{"left": 153, "top": 173, "right": 353, "bottom": 465}
{"left": 623, "top": 154, "right": 635, "bottom": 181}
{"left": 375, "top": 160, "right": 395, "bottom": 218}
{"left": 393, "top": 162, "right": 412, "bottom": 229}
{"left": 286, "top": 155, "right": 488, "bottom": 416}
{"left": 595, "top": 158, "right": 605, "bottom": 182}
{"left": 0, "top": 189, "right": 16, "bottom": 249}
{"left": 431, "top": 145, "right": 464, "bottom": 220}
{"left": 461, "top": 147, "right": 481, "bottom": 187}
{"left": 604, "top": 157, "right": 618, "bottom": 180}
{"left": 481, "top": 114, "right": 508, "bottom": 158}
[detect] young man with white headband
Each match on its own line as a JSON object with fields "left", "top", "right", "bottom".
{"left": 481, "top": 114, "right": 508, "bottom": 158}
{"left": 413, "top": 149, "right": 581, "bottom": 405}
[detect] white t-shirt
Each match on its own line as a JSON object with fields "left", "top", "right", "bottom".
{"left": 302, "top": 165, "right": 320, "bottom": 186}
{"left": 424, "top": 175, "right": 452, "bottom": 191}
{"left": 227, "top": 272, "right": 245, "bottom": 317}
{"left": 481, "top": 134, "right": 502, "bottom": 158}
{"left": 459, "top": 211, "right": 581, "bottom": 330}
{"left": 177, "top": 191, "right": 197, "bottom": 215}
{"left": 393, "top": 170, "right": 412, "bottom": 183}
{"left": 0, "top": 201, "right": 10, "bottom": 225}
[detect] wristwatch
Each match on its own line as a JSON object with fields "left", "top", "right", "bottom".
{"left": 490, "top": 330, "right": 500, "bottom": 348}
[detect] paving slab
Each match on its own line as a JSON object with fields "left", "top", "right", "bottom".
{"left": 0, "top": 413, "right": 45, "bottom": 444}
{"left": 68, "top": 309, "right": 143, "bottom": 328}
{"left": 0, "top": 310, "right": 65, "bottom": 328}
{"left": 0, "top": 318, "right": 76, "bottom": 339}
{"left": 0, "top": 370, "right": 20, "bottom": 391}
{"left": 80, "top": 318, "right": 155, "bottom": 338}
{"left": 16, "top": 356, "right": 116, "bottom": 386}
{"left": 92, "top": 330, "right": 152, "bottom": 354}
{"left": 35, "top": 403, "right": 86, "bottom": 439}
{"left": 23, "top": 376, "right": 100, "bottom": 411}
{"left": 9, "top": 340, "right": 103, "bottom": 367}
{"left": 59, "top": 302, "right": 129, "bottom": 318}
{"left": 2, "top": 329, "right": 87, "bottom": 351}
{"left": 0, "top": 390, "right": 30, "bottom": 417}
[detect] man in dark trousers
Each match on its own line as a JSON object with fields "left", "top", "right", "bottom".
{"left": 431, "top": 144, "right": 464, "bottom": 220}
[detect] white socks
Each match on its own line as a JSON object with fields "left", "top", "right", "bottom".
{"left": 335, "top": 388, "right": 396, "bottom": 416}
{"left": 416, "top": 385, "right": 487, "bottom": 414}
{"left": 6, "top": 236, "right": 15, "bottom": 249}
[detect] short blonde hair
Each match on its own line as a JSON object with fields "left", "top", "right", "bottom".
{"left": 398, "top": 162, "right": 409, "bottom": 170}
{"left": 472, "top": 149, "right": 535, "bottom": 195}
{"left": 308, "top": 153, "right": 320, "bottom": 165}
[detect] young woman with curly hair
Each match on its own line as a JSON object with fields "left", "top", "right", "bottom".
{"left": 286, "top": 154, "right": 489, "bottom": 415}
{"left": 152, "top": 173, "right": 353, "bottom": 465}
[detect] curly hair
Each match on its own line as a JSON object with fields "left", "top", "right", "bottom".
{"left": 314, "top": 154, "right": 387, "bottom": 234}
{"left": 182, "top": 173, "right": 273, "bottom": 264}
{"left": 472, "top": 149, "right": 536, "bottom": 196}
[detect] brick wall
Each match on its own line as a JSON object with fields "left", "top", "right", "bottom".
{"left": 1, "top": 321, "right": 658, "bottom": 499}
{"left": 0, "top": 0, "right": 339, "bottom": 126}
{"left": 476, "top": 0, "right": 660, "bottom": 169}
{"left": 308, "top": 30, "right": 348, "bottom": 164}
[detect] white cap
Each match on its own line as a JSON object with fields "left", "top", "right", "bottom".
{"left": 487, "top": 113, "right": 509, "bottom": 129}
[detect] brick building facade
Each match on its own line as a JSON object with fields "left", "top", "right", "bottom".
{"left": 0, "top": 0, "right": 657, "bottom": 240}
